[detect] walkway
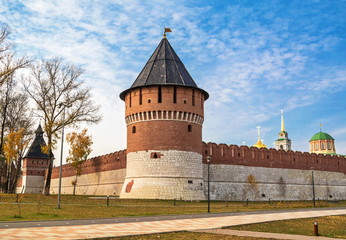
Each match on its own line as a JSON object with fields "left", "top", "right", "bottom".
{"left": 0, "top": 208, "right": 345, "bottom": 240}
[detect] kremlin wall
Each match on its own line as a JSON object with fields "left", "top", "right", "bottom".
{"left": 17, "top": 34, "right": 346, "bottom": 201}
{"left": 43, "top": 143, "right": 346, "bottom": 201}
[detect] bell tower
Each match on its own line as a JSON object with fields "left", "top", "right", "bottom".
{"left": 119, "top": 33, "right": 209, "bottom": 200}
{"left": 275, "top": 110, "right": 291, "bottom": 151}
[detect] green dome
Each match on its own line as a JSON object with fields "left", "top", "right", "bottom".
{"left": 309, "top": 132, "right": 334, "bottom": 141}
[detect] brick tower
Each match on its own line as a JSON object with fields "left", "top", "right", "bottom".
{"left": 16, "top": 124, "right": 50, "bottom": 193}
{"left": 119, "top": 35, "right": 209, "bottom": 200}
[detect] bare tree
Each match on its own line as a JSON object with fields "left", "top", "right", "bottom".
{"left": 0, "top": 75, "right": 33, "bottom": 192}
{"left": 0, "top": 25, "right": 29, "bottom": 87}
{"left": 23, "top": 58, "right": 101, "bottom": 195}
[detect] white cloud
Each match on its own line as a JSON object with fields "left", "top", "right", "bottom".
{"left": 1, "top": 0, "right": 345, "bottom": 158}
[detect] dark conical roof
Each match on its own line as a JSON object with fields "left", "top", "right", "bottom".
{"left": 120, "top": 37, "right": 208, "bottom": 100}
{"left": 25, "top": 124, "right": 50, "bottom": 159}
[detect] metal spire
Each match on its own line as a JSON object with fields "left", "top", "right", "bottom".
{"left": 281, "top": 109, "right": 285, "bottom": 132}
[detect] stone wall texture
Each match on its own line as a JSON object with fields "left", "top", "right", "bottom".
{"left": 204, "top": 164, "right": 346, "bottom": 201}
{"left": 119, "top": 150, "right": 205, "bottom": 200}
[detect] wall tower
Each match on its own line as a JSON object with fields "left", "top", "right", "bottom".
{"left": 274, "top": 110, "right": 291, "bottom": 151}
{"left": 17, "top": 124, "right": 50, "bottom": 193}
{"left": 119, "top": 34, "right": 209, "bottom": 200}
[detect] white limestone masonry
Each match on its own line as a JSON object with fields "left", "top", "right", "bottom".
{"left": 50, "top": 169, "right": 126, "bottom": 196}
{"left": 19, "top": 176, "right": 45, "bottom": 194}
{"left": 120, "top": 150, "right": 205, "bottom": 200}
{"left": 204, "top": 164, "right": 346, "bottom": 201}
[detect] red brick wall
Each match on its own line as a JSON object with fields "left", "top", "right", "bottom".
{"left": 124, "top": 86, "right": 206, "bottom": 154}
{"left": 22, "top": 157, "right": 50, "bottom": 176}
{"left": 50, "top": 150, "right": 126, "bottom": 179}
{"left": 202, "top": 142, "right": 346, "bottom": 174}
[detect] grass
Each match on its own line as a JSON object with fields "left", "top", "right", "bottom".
{"left": 99, "top": 216, "right": 346, "bottom": 240}
{"left": 0, "top": 193, "right": 345, "bottom": 222}
{"left": 227, "top": 215, "right": 346, "bottom": 239}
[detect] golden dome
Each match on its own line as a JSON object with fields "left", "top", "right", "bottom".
{"left": 253, "top": 139, "right": 267, "bottom": 148}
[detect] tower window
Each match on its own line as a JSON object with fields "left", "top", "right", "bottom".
{"left": 139, "top": 88, "right": 142, "bottom": 105}
{"left": 148, "top": 99, "right": 151, "bottom": 103}
{"left": 129, "top": 92, "right": 132, "bottom": 107}
{"left": 151, "top": 152, "right": 161, "bottom": 158}
{"left": 173, "top": 86, "right": 177, "bottom": 103}
{"left": 321, "top": 143, "right": 325, "bottom": 150}
{"left": 183, "top": 99, "right": 187, "bottom": 104}
{"left": 315, "top": 143, "right": 319, "bottom": 150}
{"left": 192, "top": 89, "right": 195, "bottom": 106}
{"left": 327, "top": 142, "right": 331, "bottom": 150}
{"left": 188, "top": 124, "right": 192, "bottom": 132}
{"left": 158, "top": 86, "right": 162, "bottom": 103}
{"left": 280, "top": 145, "right": 283, "bottom": 150}
{"left": 132, "top": 126, "right": 136, "bottom": 133}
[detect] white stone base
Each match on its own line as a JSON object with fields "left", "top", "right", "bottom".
{"left": 204, "top": 164, "right": 346, "bottom": 201}
{"left": 49, "top": 168, "right": 126, "bottom": 196}
{"left": 17, "top": 176, "right": 45, "bottom": 194}
{"left": 120, "top": 150, "right": 205, "bottom": 200}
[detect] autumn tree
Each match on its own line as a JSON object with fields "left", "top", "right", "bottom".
{"left": 0, "top": 75, "right": 32, "bottom": 193}
{"left": 0, "top": 24, "right": 30, "bottom": 192}
{"left": 3, "top": 128, "right": 30, "bottom": 193}
{"left": 66, "top": 129, "right": 92, "bottom": 195}
{"left": 23, "top": 58, "right": 101, "bottom": 195}
{"left": 0, "top": 24, "right": 29, "bottom": 87}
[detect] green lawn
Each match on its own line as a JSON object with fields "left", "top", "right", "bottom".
{"left": 228, "top": 215, "right": 346, "bottom": 239}
{"left": 0, "top": 193, "right": 345, "bottom": 222}
{"left": 102, "top": 216, "right": 346, "bottom": 240}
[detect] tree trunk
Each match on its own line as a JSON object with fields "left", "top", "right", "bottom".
{"left": 9, "top": 158, "right": 21, "bottom": 193}
{"left": 43, "top": 142, "right": 53, "bottom": 196}
{"left": 73, "top": 176, "right": 78, "bottom": 196}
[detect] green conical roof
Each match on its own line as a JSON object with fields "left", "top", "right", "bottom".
{"left": 309, "top": 132, "right": 334, "bottom": 141}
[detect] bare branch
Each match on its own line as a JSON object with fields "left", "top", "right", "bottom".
{"left": 23, "top": 58, "right": 101, "bottom": 195}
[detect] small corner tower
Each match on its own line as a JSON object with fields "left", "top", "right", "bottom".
{"left": 119, "top": 31, "right": 209, "bottom": 200}
{"left": 309, "top": 127, "right": 336, "bottom": 155}
{"left": 274, "top": 110, "right": 291, "bottom": 151}
{"left": 17, "top": 124, "right": 50, "bottom": 193}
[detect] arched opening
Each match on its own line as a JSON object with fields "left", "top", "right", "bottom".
{"left": 132, "top": 126, "right": 136, "bottom": 133}
{"left": 153, "top": 153, "right": 158, "bottom": 158}
{"left": 280, "top": 145, "right": 283, "bottom": 150}
{"left": 188, "top": 124, "right": 192, "bottom": 132}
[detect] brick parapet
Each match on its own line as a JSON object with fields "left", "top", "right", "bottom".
{"left": 50, "top": 149, "right": 127, "bottom": 179}
{"left": 202, "top": 142, "right": 346, "bottom": 174}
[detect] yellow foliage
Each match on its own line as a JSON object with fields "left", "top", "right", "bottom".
{"left": 3, "top": 128, "right": 29, "bottom": 165}
{"left": 66, "top": 128, "right": 92, "bottom": 176}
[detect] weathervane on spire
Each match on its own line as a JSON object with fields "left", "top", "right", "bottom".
{"left": 163, "top": 27, "right": 172, "bottom": 38}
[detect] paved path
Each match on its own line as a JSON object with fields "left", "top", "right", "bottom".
{"left": 0, "top": 208, "right": 345, "bottom": 240}
{"left": 195, "top": 229, "right": 346, "bottom": 240}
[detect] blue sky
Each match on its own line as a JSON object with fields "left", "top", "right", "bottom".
{"left": 1, "top": 0, "right": 345, "bottom": 162}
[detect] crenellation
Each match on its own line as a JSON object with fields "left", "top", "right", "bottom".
{"left": 202, "top": 142, "right": 346, "bottom": 174}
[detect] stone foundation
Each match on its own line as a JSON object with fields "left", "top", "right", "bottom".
{"left": 120, "top": 150, "right": 205, "bottom": 200}
{"left": 204, "top": 164, "right": 346, "bottom": 201}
